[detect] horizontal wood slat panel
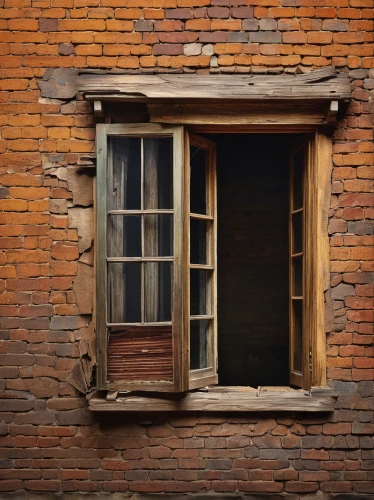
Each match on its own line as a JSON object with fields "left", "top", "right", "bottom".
{"left": 107, "top": 326, "right": 173, "bottom": 382}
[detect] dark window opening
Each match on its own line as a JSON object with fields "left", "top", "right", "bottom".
{"left": 195, "top": 134, "right": 294, "bottom": 388}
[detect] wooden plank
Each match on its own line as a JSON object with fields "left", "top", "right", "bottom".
{"left": 107, "top": 136, "right": 126, "bottom": 325}
{"left": 303, "top": 137, "right": 315, "bottom": 391}
{"left": 148, "top": 104, "right": 328, "bottom": 126}
{"left": 89, "top": 389, "right": 336, "bottom": 412}
{"left": 312, "top": 131, "right": 331, "bottom": 387}
{"left": 77, "top": 69, "right": 351, "bottom": 102}
{"left": 143, "top": 138, "right": 159, "bottom": 323}
{"left": 95, "top": 124, "right": 108, "bottom": 390}
{"left": 173, "top": 126, "right": 188, "bottom": 392}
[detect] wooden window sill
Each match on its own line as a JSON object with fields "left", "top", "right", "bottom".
{"left": 88, "top": 386, "right": 336, "bottom": 412}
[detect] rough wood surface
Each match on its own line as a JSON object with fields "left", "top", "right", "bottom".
{"left": 148, "top": 103, "right": 329, "bottom": 126}
{"left": 77, "top": 68, "right": 350, "bottom": 103}
{"left": 107, "top": 327, "right": 173, "bottom": 382}
{"left": 89, "top": 388, "right": 335, "bottom": 412}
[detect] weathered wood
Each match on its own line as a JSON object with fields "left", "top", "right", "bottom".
{"left": 96, "top": 123, "right": 188, "bottom": 393}
{"left": 312, "top": 131, "right": 331, "bottom": 387}
{"left": 107, "top": 327, "right": 173, "bottom": 382}
{"left": 89, "top": 388, "right": 336, "bottom": 412}
{"left": 77, "top": 68, "right": 351, "bottom": 103}
{"left": 148, "top": 103, "right": 329, "bottom": 126}
{"left": 143, "top": 139, "right": 160, "bottom": 323}
{"left": 67, "top": 359, "right": 90, "bottom": 394}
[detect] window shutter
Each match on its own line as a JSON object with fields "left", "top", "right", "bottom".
{"left": 96, "top": 124, "right": 188, "bottom": 392}
{"left": 289, "top": 139, "right": 309, "bottom": 389}
{"left": 186, "top": 133, "right": 218, "bottom": 390}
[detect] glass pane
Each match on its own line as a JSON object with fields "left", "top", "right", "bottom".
{"left": 144, "top": 137, "right": 173, "bottom": 210}
{"left": 292, "top": 256, "right": 303, "bottom": 297}
{"left": 108, "top": 137, "right": 141, "bottom": 211}
{"left": 107, "top": 215, "right": 141, "bottom": 257}
{"left": 293, "top": 300, "right": 303, "bottom": 373}
{"left": 292, "top": 211, "right": 303, "bottom": 255}
{"left": 190, "top": 269, "right": 209, "bottom": 316}
{"left": 107, "top": 262, "right": 141, "bottom": 323}
{"left": 292, "top": 148, "right": 304, "bottom": 211}
{"left": 190, "top": 219, "right": 207, "bottom": 265}
{"left": 144, "top": 262, "right": 173, "bottom": 322}
{"left": 190, "top": 320, "right": 208, "bottom": 370}
{"left": 190, "top": 145, "right": 207, "bottom": 215}
{"left": 144, "top": 214, "right": 173, "bottom": 257}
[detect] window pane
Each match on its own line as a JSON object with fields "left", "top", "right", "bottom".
{"left": 292, "top": 148, "right": 304, "bottom": 211}
{"left": 190, "top": 320, "right": 208, "bottom": 370}
{"left": 190, "top": 145, "right": 207, "bottom": 215}
{"left": 145, "top": 262, "right": 173, "bottom": 322}
{"left": 190, "top": 219, "right": 207, "bottom": 265}
{"left": 292, "top": 211, "right": 303, "bottom": 255}
{"left": 292, "top": 256, "right": 303, "bottom": 297}
{"left": 144, "top": 214, "right": 173, "bottom": 257}
{"left": 190, "top": 269, "right": 209, "bottom": 316}
{"left": 107, "top": 215, "right": 141, "bottom": 257}
{"left": 144, "top": 137, "right": 173, "bottom": 210}
{"left": 107, "top": 262, "right": 141, "bottom": 323}
{"left": 108, "top": 137, "right": 141, "bottom": 211}
{"left": 293, "top": 300, "right": 303, "bottom": 373}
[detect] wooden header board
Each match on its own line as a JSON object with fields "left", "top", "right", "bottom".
{"left": 77, "top": 67, "right": 351, "bottom": 103}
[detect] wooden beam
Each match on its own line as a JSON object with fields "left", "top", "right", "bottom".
{"left": 148, "top": 103, "right": 329, "bottom": 126}
{"left": 77, "top": 68, "right": 351, "bottom": 103}
{"left": 88, "top": 387, "right": 336, "bottom": 412}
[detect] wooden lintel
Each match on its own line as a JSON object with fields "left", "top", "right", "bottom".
{"left": 94, "top": 100, "right": 104, "bottom": 122}
{"left": 327, "top": 100, "right": 339, "bottom": 124}
{"left": 77, "top": 68, "right": 351, "bottom": 104}
{"left": 148, "top": 102, "right": 328, "bottom": 127}
{"left": 89, "top": 388, "right": 336, "bottom": 412}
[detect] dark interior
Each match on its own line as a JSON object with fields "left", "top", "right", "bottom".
{"left": 211, "top": 134, "right": 291, "bottom": 387}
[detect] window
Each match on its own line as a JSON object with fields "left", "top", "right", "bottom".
{"left": 96, "top": 123, "right": 329, "bottom": 394}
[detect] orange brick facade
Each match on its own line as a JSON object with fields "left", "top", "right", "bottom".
{"left": 0, "top": 0, "right": 373, "bottom": 496}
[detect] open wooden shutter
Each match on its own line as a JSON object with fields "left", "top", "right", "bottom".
{"left": 96, "top": 123, "right": 187, "bottom": 392}
{"left": 289, "top": 138, "right": 312, "bottom": 390}
{"left": 186, "top": 133, "right": 218, "bottom": 390}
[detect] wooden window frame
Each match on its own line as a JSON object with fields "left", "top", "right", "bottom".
{"left": 94, "top": 122, "right": 332, "bottom": 410}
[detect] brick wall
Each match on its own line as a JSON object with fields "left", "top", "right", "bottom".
{"left": 0, "top": 0, "right": 373, "bottom": 496}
